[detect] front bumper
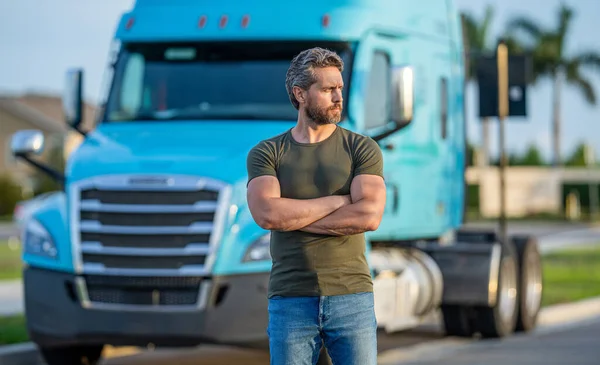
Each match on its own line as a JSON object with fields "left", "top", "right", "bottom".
{"left": 24, "top": 267, "right": 271, "bottom": 348}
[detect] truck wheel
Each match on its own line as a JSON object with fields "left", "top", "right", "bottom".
{"left": 474, "top": 242, "right": 519, "bottom": 338}
{"left": 40, "top": 345, "right": 104, "bottom": 365}
{"left": 441, "top": 305, "right": 474, "bottom": 337}
{"left": 511, "top": 235, "right": 543, "bottom": 332}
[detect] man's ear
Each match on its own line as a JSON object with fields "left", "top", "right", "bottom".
{"left": 293, "top": 86, "right": 307, "bottom": 105}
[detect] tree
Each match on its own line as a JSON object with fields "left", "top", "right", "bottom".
{"left": 466, "top": 142, "right": 476, "bottom": 166}
{"left": 516, "top": 144, "right": 546, "bottom": 166}
{"left": 507, "top": 5, "right": 600, "bottom": 167}
{"left": 565, "top": 142, "right": 589, "bottom": 167}
{"left": 0, "top": 174, "right": 23, "bottom": 216}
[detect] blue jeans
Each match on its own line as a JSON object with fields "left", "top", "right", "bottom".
{"left": 267, "top": 292, "right": 378, "bottom": 365}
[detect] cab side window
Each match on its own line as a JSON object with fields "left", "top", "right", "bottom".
{"left": 440, "top": 77, "right": 448, "bottom": 139}
{"left": 364, "top": 52, "right": 391, "bottom": 130}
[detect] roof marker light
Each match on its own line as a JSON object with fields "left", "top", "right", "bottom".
{"left": 241, "top": 15, "right": 250, "bottom": 28}
{"left": 125, "top": 17, "right": 135, "bottom": 30}
{"left": 220, "top": 15, "right": 228, "bottom": 28}
{"left": 198, "top": 15, "right": 207, "bottom": 28}
{"left": 322, "top": 14, "right": 330, "bottom": 28}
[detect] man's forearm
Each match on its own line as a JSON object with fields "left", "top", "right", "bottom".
{"left": 299, "top": 199, "right": 382, "bottom": 236}
{"left": 261, "top": 195, "right": 349, "bottom": 231}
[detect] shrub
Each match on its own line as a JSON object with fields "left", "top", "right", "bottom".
{"left": 0, "top": 174, "right": 23, "bottom": 216}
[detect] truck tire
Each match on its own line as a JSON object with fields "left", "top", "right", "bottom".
{"left": 40, "top": 345, "right": 104, "bottom": 365}
{"left": 441, "top": 305, "right": 474, "bottom": 337}
{"left": 473, "top": 242, "right": 519, "bottom": 338}
{"left": 511, "top": 234, "right": 543, "bottom": 332}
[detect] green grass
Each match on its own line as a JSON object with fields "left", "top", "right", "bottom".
{"left": 0, "top": 240, "right": 28, "bottom": 345}
{"left": 0, "top": 315, "right": 28, "bottom": 345}
{"left": 0, "top": 240, "right": 22, "bottom": 281}
{"left": 542, "top": 245, "right": 600, "bottom": 307}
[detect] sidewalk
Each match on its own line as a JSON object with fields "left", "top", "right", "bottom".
{"left": 0, "top": 280, "right": 23, "bottom": 316}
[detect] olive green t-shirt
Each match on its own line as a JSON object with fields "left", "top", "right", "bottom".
{"left": 246, "top": 125, "right": 384, "bottom": 298}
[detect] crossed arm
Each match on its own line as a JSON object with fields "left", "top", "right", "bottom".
{"left": 246, "top": 174, "right": 386, "bottom": 235}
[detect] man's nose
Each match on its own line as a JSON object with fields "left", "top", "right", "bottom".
{"left": 332, "top": 89, "right": 343, "bottom": 103}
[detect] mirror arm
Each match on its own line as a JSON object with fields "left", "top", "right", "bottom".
{"left": 371, "top": 122, "right": 410, "bottom": 143}
{"left": 15, "top": 153, "right": 66, "bottom": 185}
{"left": 372, "top": 128, "right": 399, "bottom": 143}
{"left": 74, "top": 125, "right": 87, "bottom": 137}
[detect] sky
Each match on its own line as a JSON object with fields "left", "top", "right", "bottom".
{"left": 0, "top": 0, "right": 599, "bottom": 162}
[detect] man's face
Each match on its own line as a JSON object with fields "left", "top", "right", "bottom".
{"left": 303, "top": 66, "right": 344, "bottom": 125}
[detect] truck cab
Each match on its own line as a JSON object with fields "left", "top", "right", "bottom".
{"left": 10, "top": 1, "right": 543, "bottom": 364}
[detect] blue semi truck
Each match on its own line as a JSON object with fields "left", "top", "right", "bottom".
{"left": 10, "top": 0, "right": 543, "bottom": 364}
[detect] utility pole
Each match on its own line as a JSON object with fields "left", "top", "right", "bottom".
{"left": 476, "top": 39, "right": 530, "bottom": 241}
{"left": 497, "top": 41, "right": 509, "bottom": 244}
{"left": 585, "top": 144, "right": 598, "bottom": 221}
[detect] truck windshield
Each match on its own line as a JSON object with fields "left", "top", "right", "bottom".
{"left": 103, "top": 41, "right": 354, "bottom": 122}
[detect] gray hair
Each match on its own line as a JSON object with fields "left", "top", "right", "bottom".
{"left": 285, "top": 47, "right": 344, "bottom": 110}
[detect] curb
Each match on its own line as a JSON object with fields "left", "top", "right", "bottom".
{"left": 0, "top": 342, "right": 42, "bottom": 365}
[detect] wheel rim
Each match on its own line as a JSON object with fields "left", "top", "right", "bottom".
{"left": 526, "top": 251, "right": 543, "bottom": 315}
{"left": 499, "top": 258, "right": 518, "bottom": 324}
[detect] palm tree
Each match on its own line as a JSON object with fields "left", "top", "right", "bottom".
{"left": 461, "top": 5, "right": 495, "bottom": 166}
{"left": 507, "top": 4, "right": 600, "bottom": 166}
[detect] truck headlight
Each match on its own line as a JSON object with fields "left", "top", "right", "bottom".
{"left": 22, "top": 219, "right": 58, "bottom": 259}
{"left": 243, "top": 233, "right": 271, "bottom": 262}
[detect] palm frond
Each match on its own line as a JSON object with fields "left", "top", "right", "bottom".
{"left": 573, "top": 51, "right": 600, "bottom": 72}
{"left": 569, "top": 69, "right": 596, "bottom": 105}
{"left": 506, "top": 16, "right": 543, "bottom": 40}
{"left": 480, "top": 5, "right": 495, "bottom": 48}
{"left": 557, "top": 4, "right": 574, "bottom": 54}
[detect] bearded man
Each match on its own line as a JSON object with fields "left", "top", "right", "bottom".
{"left": 246, "top": 47, "right": 386, "bottom": 365}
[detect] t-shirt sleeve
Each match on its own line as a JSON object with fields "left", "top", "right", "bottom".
{"left": 353, "top": 136, "right": 384, "bottom": 178}
{"left": 246, "top": 142, "right": 278, "bottom": 186}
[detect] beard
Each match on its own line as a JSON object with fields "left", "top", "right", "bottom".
{"left": 305, "top": 99, "right": 342, "bottom": 126}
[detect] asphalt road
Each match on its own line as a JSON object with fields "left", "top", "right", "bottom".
{"left": 93, "top": 316, "right": 600, "bottom": 365}
{"left": 397, "top": 316, "right": 600, "bottom": 365}
{"left": 101, "top": 328, "right": 446, "bottom": 365}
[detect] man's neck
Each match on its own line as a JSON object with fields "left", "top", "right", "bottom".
{"left": 291, "top": 115, "right": 337, "bottom": 144}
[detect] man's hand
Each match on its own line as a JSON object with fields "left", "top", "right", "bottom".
{"left": 299, "top": 174, "right": 386, "bottom": 236}
{"left": 247, "top": 175, "right": 352, "bottom": 231}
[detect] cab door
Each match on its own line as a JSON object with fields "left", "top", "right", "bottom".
{"left": 348, "top": 32, "right": 436, "bottom": 240}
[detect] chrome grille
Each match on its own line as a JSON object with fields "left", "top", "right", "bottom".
{"left": 71, "top": 175, "right": 229, "bottom": 280}
{"left": 84, "top": 275, "right": 204, "bottom": 306}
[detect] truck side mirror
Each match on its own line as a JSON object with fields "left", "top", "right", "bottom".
{"left": 10, "top": 130, "right": 64, "bottom": 184}
{"left": 391, "top": 66, "right": 414, "bottom": 127}
{"left": 11, "top": 130, "right": 45, "bottom": 157}
{"left": 63, "top": 68, "right": 84, "bottom": 130}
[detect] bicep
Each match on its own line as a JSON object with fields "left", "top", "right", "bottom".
{"left": 350, "top": 174, "right": 386, "bottom": 209}
{"left": 247, "top": 175, "right": 281, "bottom": 216}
